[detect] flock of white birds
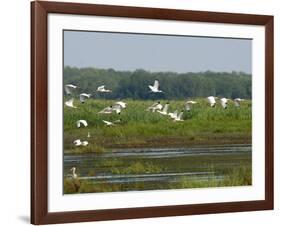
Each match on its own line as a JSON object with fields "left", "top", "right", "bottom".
{"left": 64, "top": 79, "right": 245, "bottom": 148}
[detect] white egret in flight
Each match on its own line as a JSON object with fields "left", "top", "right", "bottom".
{"left": 65, "top": 98, "right": 77, "bottom": 108}
{"left": 185, "top": 100, "right": 197, "bottom": 111}
{"left": 148, "top": 80, "right": 163, "bottom": 93}
{"left": 98, "top": 106, "right": 113, "bottom": 114}
{"left": 157, "top": 103, "right": 169, "bottom": 115}
{"left": 102, "top": 119, "right": 121, "bottom": 126}
{"left": 147, "top": 101, "right": 163, "bottom": 112}
{"left": 207, "top": 96, "right": 217, "bottom": 107}
{"left": 76, "top": 120, "right": 88, "bottom": 128}
{"left": 174, "top": 110, "right": 184, "bottom": 122}
{"left": 220, "top": 98, "right": 230, "bottom": 109}
{"left": 114, "top": 101, "right": 127, "bottom": 109}
{"left": 99, "top": 104, "right": 122, "bottom": 114}
{"left": 112, "top": 104, "right": 123, "bottom": 114}
{"left": 79, "top": 93, "right": 91, "bottom": 103}
{"left": 65, "top": 84, "right": 77, "bottom": 95}
{"left": 234, "top": 98, "right": 245, "bottom": 107}
{"left": 97, "top": 85, "right": 112, "bottom": 93}
{"left": 168, "top": 110, "right": 178, "bottom": 119}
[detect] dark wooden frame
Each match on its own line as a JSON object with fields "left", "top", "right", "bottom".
{"left": 31, "top": 1, "right": 274, "bottom": 224}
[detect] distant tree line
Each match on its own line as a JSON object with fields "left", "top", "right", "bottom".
{"left": 64, "top": 66, "right": 252, "bottom": 100}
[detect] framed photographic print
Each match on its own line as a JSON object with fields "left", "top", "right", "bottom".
{"left": 31, "top": 1, "right": 274, "bottom": 225}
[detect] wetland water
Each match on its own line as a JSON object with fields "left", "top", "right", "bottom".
{"left": 64, "top": 144, "right": 252, "bottom": 193}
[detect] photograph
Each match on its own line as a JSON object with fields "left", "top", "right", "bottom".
{"left": 63, "top": 30, "right": 252, "bottom": 194}
{"left": 29, "top": 1, "right": 274, "bottom": 224}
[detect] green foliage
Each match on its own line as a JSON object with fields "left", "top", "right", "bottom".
{"left": 64, "top": 163, "right": 252, "bottom": 194}
{"left": 64, "top": 67, "right": 252, "bottom": 99}
{"left": 179, "top": 163, "right": 252, "bottom": 188}
{"left": 64, "top": 98, "right": 251, "bottom": 151}
{"left": 64, "top": 178, "right": 81, "bottom": 193}
{"left": 110, "top": 161, "right": 163, "bottom": 175}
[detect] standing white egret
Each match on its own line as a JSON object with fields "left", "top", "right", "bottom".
{"left": 65, "top": 98, "right": 77, "bottom": 108}
{"left": 220, "top": 98, "right": 230, "bottom": 109}
{"left": 168, "top": 110, "right": 178, "bottom": 119}
{"left": 65, "top": 84, "right": 77, "bottom": 95}
{"left": 234, "top": 98, "right": 245, "bottom": 107}
{"left": 96, "top": 85, "right": 112, "bottom": 93}
{"left": 70, "top": 167, "right": 78, "bottom": 179}
{"left": 157, "top": 103, "right": 169, "bottom": 115}
{"left": 148, "top": 80, "right": 163, "bottom": 93}
{"left": 174, "top": 111, "right": 184, "bottom": 122}
{"left": 69, "top": 167, "right": 81, "bottom": 192}
{"left": 87, "top": 132, "right": 91, "bottom": 138}
{"left": 207, "top": 96, "right": 217, "bottom": 107}
{"left": 185, "top": 100, "right": 197, "bottom": 111}
{"left": 79, "top": 93, "right": 91, "bottom": 103}
{"left": 76, "top": 120, "right": 88, "bottom": 128}
{"left": 147, "top": 101, "right": 163, "bottom": 112}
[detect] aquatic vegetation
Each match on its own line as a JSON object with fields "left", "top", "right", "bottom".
{"left": 63, "top": 146, "right": 252, "bottom": 194}
{"left": 64, "top": 163, "right": 252, "bottom": 194}
{"left": 110, "top": 161, "right": 164, "bottom": 175}
{"left": 64, "top": 98, "right": 251, "bottom": 152}
{"left": 179, "top": 163, "right": 252, "bottom": 189}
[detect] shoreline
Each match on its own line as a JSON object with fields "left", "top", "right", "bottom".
{"left": 64, "top": 136, "right": 252, "bottom": 154}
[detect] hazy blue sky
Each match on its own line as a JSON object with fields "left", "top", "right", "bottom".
{"left": 64, "top": 30, "right": 252, "bottom": 74}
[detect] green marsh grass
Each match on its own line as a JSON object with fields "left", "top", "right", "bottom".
{"left": 64, "top": 98, "right": 252, "bottom": 152}
{"left": 63, "top": 163, "right": 251, "bottom": 194}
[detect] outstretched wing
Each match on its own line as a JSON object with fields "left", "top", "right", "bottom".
{"left": 153, "top": 80, "right": 159, "bottom": 89}
{"left": 82, "top": 141, "right": 89, "bottom": 146}
{"left": 65, "top": 84, "right": 77, "bottom": 95}
{"left": 102, "top": 120, "right": 111, "bottom": 125}
{"left": 162, "top": 103, "right": 169, "bottom": 113}
{"left": 186, "top": 101, "right": 197, "bottom": 104}
{"left": 80, "top": 120, "right": 88, "bottom": 127}
{"left": 79, "top": 94, "right": 85, "bottom": 103}
{"left": 115, "top": 101, "right": 126, "bottom": 109}
{"left": 149, "top": 102, "right": 158, "bottom": 108}
{"left": 97, "top": 85, "right": 105, "bottom": 91}
{"left": 207, "top": 96, "right": 216, "bottom": 105}
{"left": 79, "top": 93, "right": 90, "bottom": 103}
{"left": 185, "top": 103, "right": 191, "bottom": 111}
{"left": 99, "top": 106, "right": 111, "bottom": 113}
{"left": 178, "top": 112, "right": 183, "bottom": 120}
{"left": 221, "top": 102, "right": 227, "bottom": 109}
{"left": 65, "top": 85, "right": 72, "bottom": 95}
{"left": 112, "top": 104, "right": 122, "bottom": 114}
{"left": 65, "top": 98, "right": 74, "bottom": 107}
{"left": 156, "top": 104, "right": 163, "bottom": 110}
{"left": 148, "top": 85, "right": 154, "bottom": 91}
{"left": 73, "top": 139, "right": 81, "bottom": 146}
{"left": 234, "top": 101, "right": 240, "bottom": 107}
